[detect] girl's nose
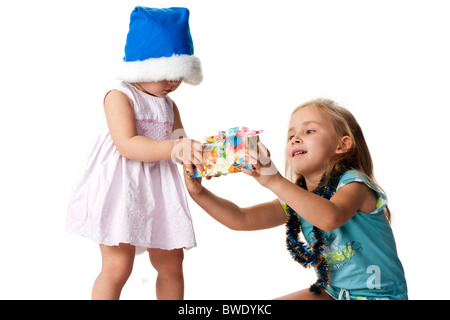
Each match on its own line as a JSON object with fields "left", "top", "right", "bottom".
{"left": 291, "top": 137, "right": 302, "bottom": 145}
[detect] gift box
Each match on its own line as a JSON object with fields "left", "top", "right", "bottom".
{"left": 188, "top": 127, "right": 262, "bottom": 178}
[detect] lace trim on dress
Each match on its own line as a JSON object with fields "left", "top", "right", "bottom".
{"left": 136, "top": 119, "right": 173, "bottom": 140}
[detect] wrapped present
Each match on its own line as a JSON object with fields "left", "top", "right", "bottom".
{"left": 188, "top": 127, "right": 262, "bottom": 178}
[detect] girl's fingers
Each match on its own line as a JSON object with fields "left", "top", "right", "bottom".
{"left": 191, "top": 140, "right": 204, "bottom": 172}
{"left": 241, "top": 167, "right": 255, "bottom": 176}
{"left": 257, "top": 142, "right": 272, "bottom": 167}
{"left": 195, "top": 164, "right": 205, "bottom": 174}
{"left": 258, "top": 142, "right": 269, "bottom": 156}
{"left": 248, "top": 148, "right": 259, "bottom": 166}
{"left": 185, "top": 164, "right": 195, "bottom": 177}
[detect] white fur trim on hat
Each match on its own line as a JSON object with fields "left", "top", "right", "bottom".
{"left": 116, "top": 54, "right": 203, "bottom": 85}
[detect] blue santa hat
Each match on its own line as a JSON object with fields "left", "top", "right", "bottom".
{"left": 116, "top": 7, "right": 203, "bottom": 85}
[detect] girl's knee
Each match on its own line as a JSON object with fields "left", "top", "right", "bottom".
{"left": 99, "top": 244, "right": 135, "bottom": 284}
{"left": 149, "top": 248, "right": 184, "bottom": 276}
{"left": 100, "top": 257, "right": 134, "bottom": 284}
{"left": 104, "top": 262, "right": 133, "bottom": 279}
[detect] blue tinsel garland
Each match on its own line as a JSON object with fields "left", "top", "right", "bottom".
{"left": 285, "top": 171, "right": 343, "bottom": 295}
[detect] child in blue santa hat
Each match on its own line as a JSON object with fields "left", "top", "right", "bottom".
{"left": 67, "top": 6, "right": 204, "bottom": 299}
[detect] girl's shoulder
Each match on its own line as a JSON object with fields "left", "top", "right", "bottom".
{"left": 111, "top": 81, "right": 138, "bottom": 100}
{"left": 108, "top": 82, "right": 174, "bottom": 115}
{"left": 337, "top": 170, "right": 388, "bottom": 215}
{"left": 337, "top": 170, "right": 369, "bottom": 188}
{"left": 104, "top": 81, "right": 136, "bottom": 106}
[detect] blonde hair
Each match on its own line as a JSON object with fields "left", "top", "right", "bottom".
{"left": 285, "top": 98, "right": 391, "bottom": 222}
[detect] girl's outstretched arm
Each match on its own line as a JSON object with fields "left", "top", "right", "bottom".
{"left": 244, "top": 142, "right": 377, "bottom": 231}
{"left": 264, "top": 175, "right": 373, "bottom": 231}
{"left": 185, "top": 173, "right": 286, "bottom": 231}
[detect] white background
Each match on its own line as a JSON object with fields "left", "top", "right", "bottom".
{"left": 0, "top": 0, "right": 449, "bottom": 300}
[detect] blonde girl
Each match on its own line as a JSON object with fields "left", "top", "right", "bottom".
{"left": 185, "top": 98, "right": 407, "bottom": 300}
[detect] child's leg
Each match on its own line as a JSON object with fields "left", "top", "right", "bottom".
{"left": 274, "top": 288, "right": 334, "bottom": 300}
{"left": 148, "top": 248, "right": 184, "bottom": 300}
{"left": 92, "top": 243, "right": 135, "bottom": 300}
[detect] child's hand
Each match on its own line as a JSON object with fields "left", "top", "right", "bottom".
{"left": 183, "top": 165, "right": 204, "bottom": 195}
{"left": 172, "top": 138, "right": 205, "bottom": 174}
{"left": 242, "top": 142, "right": 281, "bottom": 189}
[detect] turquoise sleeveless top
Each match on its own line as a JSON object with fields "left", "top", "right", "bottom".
{"left": 281, "top": 170, "right": 407, "bottom": 300}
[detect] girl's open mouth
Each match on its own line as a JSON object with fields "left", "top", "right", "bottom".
{"left": 292, "top": 149, "right": 307, "bottom": 157}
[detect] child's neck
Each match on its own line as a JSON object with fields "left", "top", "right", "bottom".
{"left": 133, "top": 83, "right": 157, "bottom": 97}
{"left": 303, "top": 172, "right": 326, "bottom": 191}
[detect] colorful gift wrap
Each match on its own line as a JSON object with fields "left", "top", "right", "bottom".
{"left": 187, "top": 127, "right": 262, "bottom": 178}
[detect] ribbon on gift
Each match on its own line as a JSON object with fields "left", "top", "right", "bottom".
{"left": 235, "top": 127, "right": 263, "bottom": 137}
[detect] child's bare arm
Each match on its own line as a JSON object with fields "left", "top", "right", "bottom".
{"left": 104, "top": 90, "right": 203, "bottom": 170}
{"left": 104, "top": 90, "right": 176, "bottom": 162}
{"left": 268, "top": 177, "right": 369, "bottom": 231}
{"left": 244, "top": 142, "right": 376, "bottom": 231}
{"left": 186, "top": 175, "right": 286, "bottom": 231}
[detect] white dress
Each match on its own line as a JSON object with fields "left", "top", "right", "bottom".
{"left": 66, "top": 82, "right": 196, "bottom": 251}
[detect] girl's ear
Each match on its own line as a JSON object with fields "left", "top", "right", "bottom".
{"left": 336, "top": 136, "right": 352, "bottom": 154}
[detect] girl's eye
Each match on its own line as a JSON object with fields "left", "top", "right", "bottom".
{"left": 288, "top": 135, "right": 294, "bottom": 141}
{"left": 306, "top": 129, "right": 315, "bottom": 134}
